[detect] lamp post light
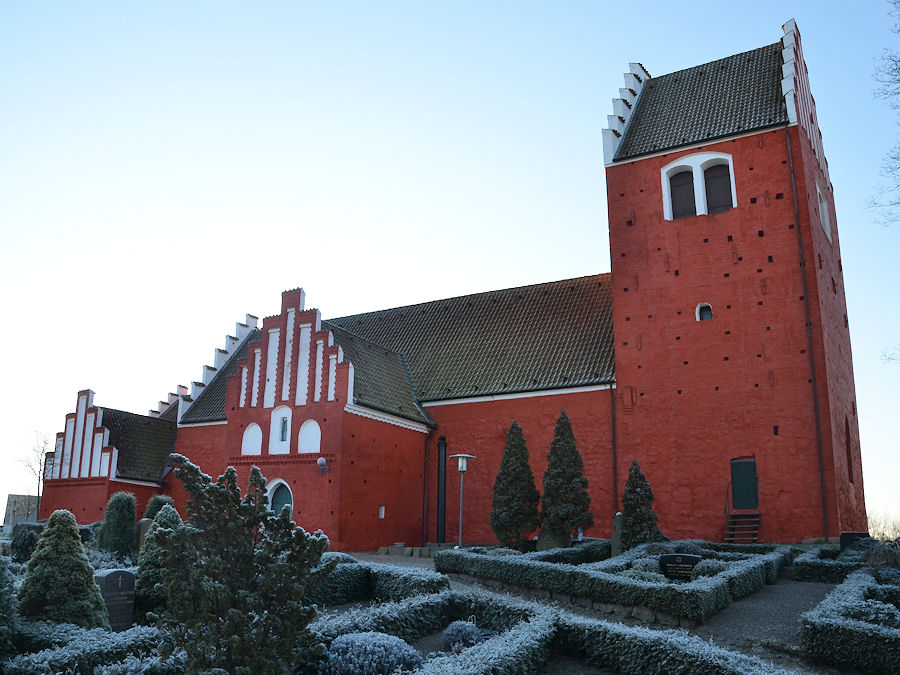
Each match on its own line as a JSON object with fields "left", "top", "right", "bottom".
{"left": 449, "top": 453, "right": 475, "bottom": 548}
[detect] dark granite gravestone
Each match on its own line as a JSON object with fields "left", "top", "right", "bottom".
{"left": 611, "top": 512, "right": 623, "bottom": 557}
{"left": 840, "top": 531, "right": 870, "bottom": 551}
{"left": 136, "top": 517, "right": 153, "bottom": 552}
{"left": 94, "top": 569, "right": 135, "bottom": 631}
{"left": 659, "top": 554, "right": 701, "bottom": 581}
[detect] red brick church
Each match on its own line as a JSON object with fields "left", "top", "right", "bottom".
{"left": 40, "top": 20, "right": 867, "bottom": 548}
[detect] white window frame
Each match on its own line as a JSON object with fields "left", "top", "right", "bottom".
{"left": 268, "top": 406, "right": 292, "bottom": 454}
{"left": 661, "top": 152, "right": 737, "bottom": 221}
{"left": 267, "top": 478, "right": 293, "bottom": 515}
{"left": 298, "top": 419, "right": 322, "bottom": 454}
{"left": 817, "top": 181, "right": 832, "bottom": 242}
{"left": 695, "top": 302, "right": 713, "bottom": 321}
{"left": 241, "top": 423, "right": 263, "bottom": 455}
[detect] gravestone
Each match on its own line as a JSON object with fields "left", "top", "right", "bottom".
{"left": 659, "top": 554, "right": 701, "bottom": 581}
{"left": 839, "top": 531, "right": 870, "bottom": 551}
{"left": 611, "top": 512, "right": 623, "bottom": 557}
{"left": 136, "top": 517, "right": 153, "bottom": 552}
{"left": 95, "top": 569, "right": 135, "bottom": 631}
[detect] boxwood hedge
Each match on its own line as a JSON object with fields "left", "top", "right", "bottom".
{"left": 435, "top": 541, "right": 789, "bottom": 623}
{"left": 307, "top": 554, "right": 450, "bottom": 606}
{"left": 792, "top": 547, "right": 865, "bottom": 583}
{"left": 801, "top": 570, "right": 900, "bottom": 672}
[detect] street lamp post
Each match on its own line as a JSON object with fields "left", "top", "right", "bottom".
{"left": 449, "top": 453, "right": 475, "bottom": 548}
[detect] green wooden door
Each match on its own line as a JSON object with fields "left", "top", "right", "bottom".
{"left": 731, "top": 459, "right": 759, "bottom": 510}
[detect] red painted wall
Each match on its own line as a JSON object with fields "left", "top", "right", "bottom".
{"left": 607, "top": 126, "right": 864, "bottom": 542}
{"left": 423, "top": 389, "right": 616, "bottom": 545}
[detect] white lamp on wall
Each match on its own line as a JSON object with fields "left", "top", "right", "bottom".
{"left": 316, "top": 456, "right": 330, "bottom": 475}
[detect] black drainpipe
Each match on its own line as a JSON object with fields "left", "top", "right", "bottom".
{"left": 436, "top": 436, "right": 447, "bottom": 543}
{"left": 784, "top": 123, "right": 829, "bottom": 539}
{"left": 610, "top": 385, "right": 618, "bottom": 513}
{"left": 422, "top": 428, "right": 435, "bottom": 547}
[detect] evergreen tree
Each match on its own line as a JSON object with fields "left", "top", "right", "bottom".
{"left": 0, "top": 555, "right": 16, "bottom": 658}
{"left": 97, "top": 491, "right": 136, "bottom": 560}
{"left": 154, "top": 454, "right": 337, "bottom": 674}
{"left": 490, "top": 421, "right": 540, "bottom": 550}
{"left": 143, "top": 494, "right": 174, "bottom": 521}
{"left": 539, "top": 410, "right": 593, "bottom": 549}
{"left": 621, "top": 459, "right": 666, "bottom": 550}
{"left": 17, "top": 510, "right": 110, "bottom": 629}
{"left": 135, "top": 504, "right": 183, "bottom": 621}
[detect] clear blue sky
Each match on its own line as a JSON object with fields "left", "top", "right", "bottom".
{"left": 2, "top": 1, "right": 898, "bottom": 523}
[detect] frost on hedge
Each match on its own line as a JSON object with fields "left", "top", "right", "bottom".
{"left": 441, "top": 619, "right": 484, "bottom": 652}
{"left": 319, "top": 631, "right": 424, "bottom": 674}
{"left": 801, "top": 570, "right": 900, "bottom": 671}
{"left": 17, "top": 509, "right": 110, "bottom": 629}
{"left": 435, "top": 541, "right": 790, "bottom": 623}
{"left": 307, "top": 557, "right": 449, "bottom": 607}
{"left": 135, "top": 504, "right": 183, "bottom": 621}
{"left": 0, "top": 555, "right": 16, "bottom": 659}
{"left": 5, "top": 621, "right": 159, "bottom": 674}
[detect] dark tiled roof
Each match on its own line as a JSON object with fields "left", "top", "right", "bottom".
{"left": 100, "top": 407, "right": 176, "bottom": 483}
{"left": 179, "top": 330, "right": 262, "bottom": 424}
{"left": 325, "top": 325, "right": 433, "bottom": 425}
{"left": 158, "top": 400, "right": 179, "bottom": 422}
{"left": 615, "top": 43, "right": 788, "bottom": 161}
{"left": 327, "top": 274, "right": 614, "bottom": 402}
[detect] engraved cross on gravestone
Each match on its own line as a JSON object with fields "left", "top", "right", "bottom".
{"left": 94, "top": 569, "right": 135, "bottom": 631}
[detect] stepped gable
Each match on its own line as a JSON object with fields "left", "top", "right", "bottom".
{"left": 180, "top": 329, "right": 262, "bottom": 424}
{"left": 325, "top": 324, "right": 433, "bottom": 425}
{"left": 615, "top": 43, "right": 788, "bottom": 161}
{"left": 327, "top": 274, "right": 614, "bottom": 402}
{"left": 99, "top": 407, "right": 176, "bottom": 482}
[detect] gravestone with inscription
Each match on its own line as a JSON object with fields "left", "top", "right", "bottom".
{"left": 94, "top": 569, "right": 135, "bottom": 631}
{"left": 839, "top": 531, "right": 870, "bottom": 551}
{"left": 659, "top": 554, "right": 701, "bottom": 581}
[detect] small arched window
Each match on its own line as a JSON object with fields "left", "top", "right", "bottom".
{"left": 670, "top": 170, "right": 696, "bottom": 219}
{"left": 696, "top": 303, "right": 713, "bottom": 321}
{"left": 268, "top": 406, "right": 292, "bottom": 455}
{"left": 298, "top": 419, "right": 321, "bottom": 454}
{"left": 704, "top": 164, "right": 733, "bottom": 214}
{"left": 241, "top": 423, "right": 262, "bottom": 455}
{"left": 269, "top": 480, "right": 292, "bottom": 515}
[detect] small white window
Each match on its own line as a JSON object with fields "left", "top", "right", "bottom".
{"left": 696, "top": 303, "right": 713, "bottom": 321}
{"left": 269, "top": 406, "right": 292, "bottom": 454}
{"left": 817, "top": 183, "right": 832, "bottom": 242}
{"left": 241, "top": 423, "right": 263, "bottom": 455}
{"left": 378, "top": 505, "right": 385, "bottom": 519}
{"left": 298, "top": 419, "right": 321, "bottom": 454}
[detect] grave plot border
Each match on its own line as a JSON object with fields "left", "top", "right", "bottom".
{"left": 434, "top": 542, "right": 790, "bottom": 624}
{"left": 800, "top": 570, "right": 900, "bottom": 672}
{"left": 792, "top": 547, "right": 865, "bottom": 583}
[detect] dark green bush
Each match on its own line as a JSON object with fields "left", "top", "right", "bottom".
{"left": 865, "top": 539, "right": 900, "bottom": 569}
{"left": 620, "top": 460, "right": 665, "bottom": 550}
{"left": 793, "top": 547, "right": 865, "bottom": 582}
{"left": 10, "top": 523, "right": 44, "bottom": 563}
{"left": 692, "top": 559, "right": 729, "bottom": 579}
{"left": 97, "top": 492, "right": 137, "bottom": 560}
{"left": 0, "top": 555, "right": 16, "bottom": 658}
{"left": 539, "top": 410, "right": 592, "bottom": 548}
{"left": 442, "top": 619, "right": 483, "bottom": 651}
{"left": 490, "top": 421, "right": 540, "bottom": 551}
{"left": 17, "top": 510, "right": 110, "bottom": 629}
{"left": 134, "top": 504, "right": 183, "bottom": 620}
{"left": 142, "top": 495, "right": 174, "bottom": 521}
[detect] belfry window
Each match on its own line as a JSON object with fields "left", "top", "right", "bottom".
{"left": 696, "top": 303, "right": 713, "bottom": 321}
{"left": 704, "top": 164, "right": 733, "bottom": 213}
{"left": 280, "top": 417, "right": 288, "bottom": 442}
{"left": 670, "top": 170, "right": 696, "bottom": 218}
{"left": 661, "top": 152, "right": 737, "bottom": 220}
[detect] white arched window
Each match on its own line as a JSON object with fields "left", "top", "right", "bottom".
{"left": 298, "top": 419, "right": 321, "bottom": 454}
{"left": 241, "top": 423, "right": 262, "bottom": 455}
{"left": 696, "top": 303, "right": 713, "bottom": 321}
{"left": 661, "top": 152, "right": 737, "bottom": 220}
{"left": 267, "top": 479, "right": 293, "bottom": 516}
{"left": 268, "top": 406, "right": 292, "bottom": 455}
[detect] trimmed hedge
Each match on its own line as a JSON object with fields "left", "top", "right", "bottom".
{"left": 801, "top": 570, "right": 900, "bottom": 672}
{"left": 556, "top": 614, "right": 782, "bottom": 674}
{"left": 435, "top": 542, "right": 789, "bottom": 623}
{"left": 307, "top": 555, "right": 450, "bottom": 607}
{"left": 526, "top": 538, "right": 611, "bottom": 564}
{"left": 793, "top": 547, "right": 864, "bottom": 583}
{"left": 6, "top": 621, "right": 160, "bottom": 674}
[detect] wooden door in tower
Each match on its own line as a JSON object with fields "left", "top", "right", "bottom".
{"left": 730, "top": 459, "right": 759, "bottom": 510}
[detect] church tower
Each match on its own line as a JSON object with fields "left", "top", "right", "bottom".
{"left": 603, "top": 20, "right": 865, "bottom": 542}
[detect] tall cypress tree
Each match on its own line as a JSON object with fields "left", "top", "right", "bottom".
{"left": 539, "top": 410, "right": 593, "bottom": 549}
{"left": 97, "top": 491, "right": 136, "bottom": 560}
{"left": 490, "top": 421, "right": 540, "bottom": 550}
{"left": 621, "top": 459, "right": 665, "bottom": 550}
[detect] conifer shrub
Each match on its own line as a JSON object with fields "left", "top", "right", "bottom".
{"left": 0, "top": 555, "right": 16, "bottom": 659}
{"left": 97, "top": 492, "right": 137, "bottom": 561}
{"left": 865, "top": 539, "right": 900, "bottom": 569}
{"left": 490, "top": 421, "right": 540, "bottom": 551}
{"left": 142, "top": 495, "right": 174, "bottom": 521}
{"left": 153, "top": 454, "right": 336, "bottom": 674}
{"left": 441, "top": 619, "right": 484, "bottom": 651}
{"left": 135, "top": 504, "right": 183, "bottom": 621}
{"left": 10, "top": 523, "right": 43, "bottom": 563}
{"left": 620, "top": 460, "right": 666, "bottom": 550}
{"left": 319, "top": 631, "right": 424, "bottom": 674}
{"left": 17, "top": 509, "right": 110, "bottom": 629}
{"left": 539, "top": 410, "right": 593, "bottom": 549}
